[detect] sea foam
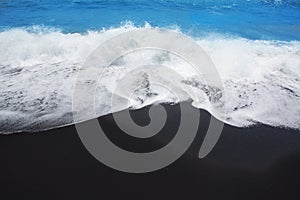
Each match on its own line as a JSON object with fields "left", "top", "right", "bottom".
{"left": 1, "top": 24, "right": 300, "bottom": 133}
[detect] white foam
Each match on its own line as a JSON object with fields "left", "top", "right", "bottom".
{"left": 1, "top": 24, "right": 300, "bottom": 133}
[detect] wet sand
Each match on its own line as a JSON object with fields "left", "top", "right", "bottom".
{"left": 1, "top": 104, "right": 300, "bottom": 199}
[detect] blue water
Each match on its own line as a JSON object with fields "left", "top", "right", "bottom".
{"left": 1, "top": 0, "right": 300, "bottom": 40}
{"left": 1, "top": 0, "right": 300, "bottom": 133}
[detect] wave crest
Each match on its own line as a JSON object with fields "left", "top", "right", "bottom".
{"left": 1, "top": 25, "right": 300, "bottom": 133}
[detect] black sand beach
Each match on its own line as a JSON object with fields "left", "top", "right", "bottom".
{"left": 1, "top": 104, "right": 300, "bottom": 199}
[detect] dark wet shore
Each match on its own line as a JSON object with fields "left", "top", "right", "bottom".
{"left": 1, "top": 104, "right": 300, "bottom": 199}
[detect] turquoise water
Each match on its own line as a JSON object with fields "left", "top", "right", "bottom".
{"left": 1, "top": 0, "right": 300, "bottom": 40}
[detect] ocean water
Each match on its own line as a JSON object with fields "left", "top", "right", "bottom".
{"left": 1, "top": 0, "right": 300, "bottom": 133}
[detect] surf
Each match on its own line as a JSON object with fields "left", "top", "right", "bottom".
{"left": 1, "top": 24, "right": 300, "bottom": 133}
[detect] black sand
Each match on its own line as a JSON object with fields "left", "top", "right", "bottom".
{"left": 1, "top": 104, "right": 300, "bottom": 199}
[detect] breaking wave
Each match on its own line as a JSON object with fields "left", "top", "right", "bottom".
{"left": 1, "top": 24, "right": 300, "bottom": 133}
